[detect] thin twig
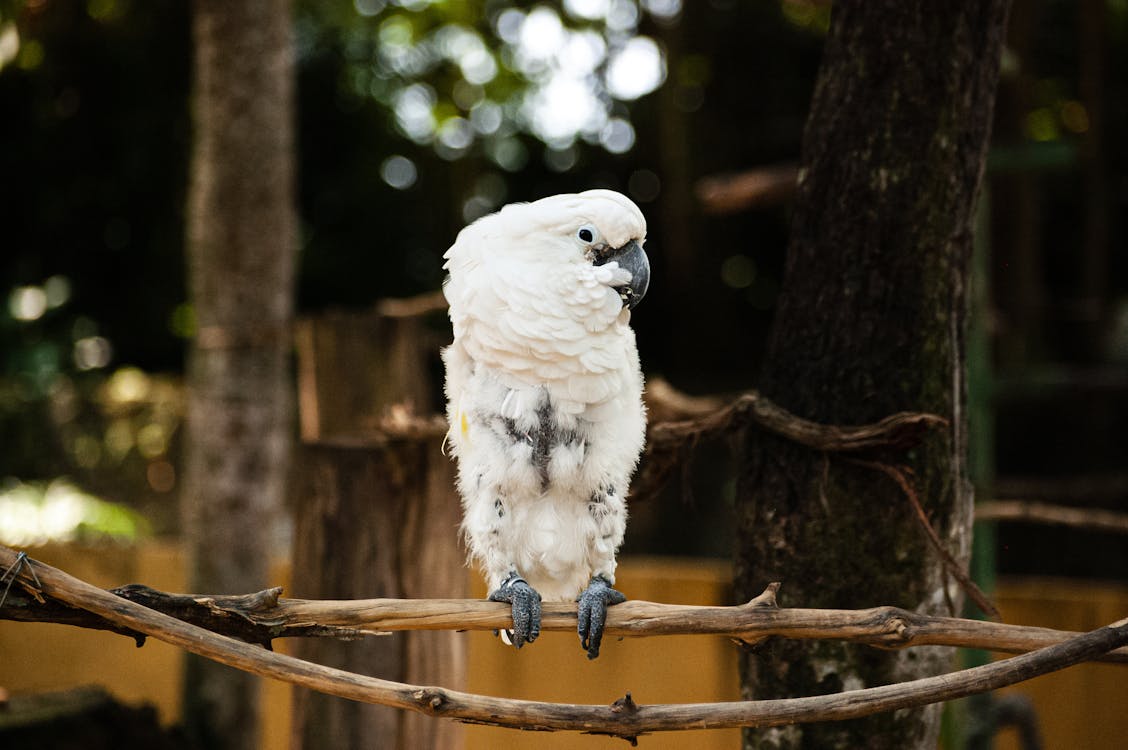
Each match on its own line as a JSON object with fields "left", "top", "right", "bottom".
{"left": 375, "top": 290, "right": 448, "bottom": 318}
{"left": 853, "top": 461, "right": 1001, "bottom": 620}
{"left": 643, "top": 377, "right": 725, "bottom": 425}
{"left": 2, "top": 548, "right": 1126, "bottom": 739}
{"left": 695, "top": 164, "right": 801, "bottom": 214}
{"left": 989, "top": 474, "right": 1128, "bottom": 502}
{"left": 976, "top": 500, "right": 1128, "bottom": 535}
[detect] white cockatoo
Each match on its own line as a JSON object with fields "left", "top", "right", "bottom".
{"left": 442, "top": 189, "right": 649, "bottom": 659}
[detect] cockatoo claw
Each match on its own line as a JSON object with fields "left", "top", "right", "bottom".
{"left": 488, "top": 574, "right": 542, "bottom": 648}
{"left": 576, "top": 575, "right": 626, "bottom": 659}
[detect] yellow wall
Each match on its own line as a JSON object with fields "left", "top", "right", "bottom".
{"left": 993, "top": 579, "right": 1128, "bottom": 750}
{"left": 464, "top": 557, "right": 740, "bottom": 750}
{"left": 0, "top": 542, "right": 186, "bottom": 722}
{"left": 0, "top": 543, "right": 294, "bottom": 750}
{"left": 1, "top": 543, "right": 1125, "bottom": 749}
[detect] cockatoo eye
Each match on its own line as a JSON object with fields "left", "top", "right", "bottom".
{"left": 577, "top": 225, "right": 596, "bottom": 243}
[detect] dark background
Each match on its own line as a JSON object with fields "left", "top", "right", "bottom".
{"left": 1, "top": 0, "right": 1125, "bottom": 579}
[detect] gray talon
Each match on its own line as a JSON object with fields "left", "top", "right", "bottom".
{"left": 488, "top": 573, "right": 542, "bottom": 647}
{"left": 576, "top": 575, "right": 625, "bottom": 659}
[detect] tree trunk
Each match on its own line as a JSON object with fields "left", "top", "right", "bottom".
{"left": 181, "top": 2, "right": 296, "bottom": 749}
{"left": 734, "top": 2, "right": 1010, "bottom": 749}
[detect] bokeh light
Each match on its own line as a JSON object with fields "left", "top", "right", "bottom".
{"left": 564, "top": 0, "right": 610, "bottom": 20}
{"left": 74, "top": 335, "right": 113, "bottom": 370}
{"left": 394, "top": 82, "right": 438, "bottom": 142}
{"left": 44, "top": 275, "right": 71, "bottom": 308}
{"left": 1059, "top": 100, "right": 1089, "bottom": 134}
{"left": 0, "top": 23, "right": 19, "bottom": 70}
{"left": 721, "top": 254, "right": 757, "bottom": 289}
{"left": 106, "top": 366, "right": 152, "bottom": 404}
{"left": 599, "top": 117, "right": 635, "bottom": 154}
{"left": 606, "top": 36, "right": 665, "bottom": 101}
{"left": 346, "top": 1, "right": 665, "bottom": 158}
{"left": 9, "top": 285, "right": 47, "bottom": 321}
{"left": 354, "top": 0, "right": 386, "bottom": 17}
{"left": 642, "top": 0, "right": 682, "bottom": 21}
{"left": 0, "top": 479, "right": 149, "bottom": 546}
{"left": 381, "top": 154, "right": 418, "bottom": 189}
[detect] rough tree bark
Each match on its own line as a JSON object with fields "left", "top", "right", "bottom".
{"left": 735, "top": 2, "right": 1011, "bottom": 749}
{"left": 181, "top": 2, "right": 296, "bottom": 749}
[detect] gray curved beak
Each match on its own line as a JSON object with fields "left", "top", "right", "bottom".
{"left": 599, "top": 239, "right": 650, "bottom": 310}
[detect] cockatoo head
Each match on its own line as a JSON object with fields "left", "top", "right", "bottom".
{"left": 446, "top": 189, "right": 650, "bottom": 310}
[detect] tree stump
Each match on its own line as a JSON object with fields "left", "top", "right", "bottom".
{"left": 289, "top": 306, "right": 465, "bottom": 750}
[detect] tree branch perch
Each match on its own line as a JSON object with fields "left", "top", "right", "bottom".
{"left": 1, "top": 546, "right": 1125, "bottom": 740}
{"left": 2, "top": 547, "right": 1124, "bottom": 663}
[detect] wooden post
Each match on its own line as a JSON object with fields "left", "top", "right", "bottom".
{"left": 289, "top": 302, "right": 465, "bottom": 750}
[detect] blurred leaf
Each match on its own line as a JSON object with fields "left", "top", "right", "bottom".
{"left": 299, "top": 0, "right": 667, "bottom": 156}
{"left": 0, "top": 478, "right": 150, "bottom": 545}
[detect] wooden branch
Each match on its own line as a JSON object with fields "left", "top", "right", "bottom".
{"left": 990, "top": 473, "right": 1128, "bottom": 502}
{"left": 3, "top": 548, "right": 1124, "bottom": 664}
{"left": 375, "top": 289, "right": 448, "bottom": 318}
{"left": 643, "top": 377, "right": 726, "bottom": 425}
{"left": 976, "top": 500, "right": 1128, "bottom": 535}
{"left": 696, "top": 164, "right": 800, "bottom": 214}
{"left": 647, "top": 389, "right": 946, "bottom": 455}
{"left": 304, "top": 413, "right": 448, "bottom": 449}
{"left": 2, "top": 547, "right": 1126, "bottom": 740}
{"left": 635, "top": 385, "right": 946, "bottom": 501}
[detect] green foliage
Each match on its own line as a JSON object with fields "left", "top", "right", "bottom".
{"left": 299, "top": 0, "right": 669, "bottom": 162}
{"left": 0, "top": 478, "right": 150, "bottom": 545}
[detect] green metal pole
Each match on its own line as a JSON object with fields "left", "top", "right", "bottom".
{"left": 952, "top": 182, "right": 999, "bottom": 750}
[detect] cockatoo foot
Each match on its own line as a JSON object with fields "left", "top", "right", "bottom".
{"left": 488, "top": 573, "right": 542, "bottom": 648}
{"left": 576, "top": 575, "right": 626, "bottom": 659}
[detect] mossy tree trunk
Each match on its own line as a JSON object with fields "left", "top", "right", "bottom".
{"left": 181, "top": 2, "right": 296, "bottom": 749}
{"left": 735, "top": 2, "right": 1010, "bottom": 748}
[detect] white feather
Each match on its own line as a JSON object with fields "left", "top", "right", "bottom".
{"left": 442, "top": 190, "right": 647, "bottom": 600}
